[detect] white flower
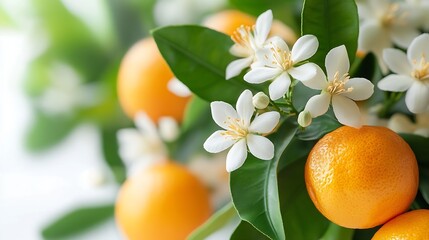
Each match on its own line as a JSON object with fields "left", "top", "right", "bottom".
{"left": 243, "top": 35, "right": 319, "bottom": 100}
{"left": 226, "top": 10, "right": 273, "bottom": 79}
{"left": 402, "top": 0, "right": 429, "bottom": 31}
{"left": 203, "top": 90, "right": 280, "bottom": 172}
{"left": 117, "top": 112, "right": 168, "bottom": 174}
{"left": 357, "top": 0, "right": 420, "bottom": 73}
{"left": 167, "top": 77, "right": 192, "bottom": 97}
{"left": 298, "top": 45, "right": 374, "bottom": 128}
{"left": 388, "top": 113, "right": 429, "bottom": 137}
{"left": 378, "top": 34, "right": 429, "bottom": 114}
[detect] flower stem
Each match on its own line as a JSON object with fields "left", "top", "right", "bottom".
{"left": 377, "top": 92, "right": 403, "bottom": 118}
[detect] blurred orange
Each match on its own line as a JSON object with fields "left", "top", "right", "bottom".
{"left": 305, "top": 126, "right": 419, "bottom": 229}
{"left": 115, "top": 161, "right": 212, "bottom": 240}
{"left": 117, "top": 38, "right": 190, "bottom": 122}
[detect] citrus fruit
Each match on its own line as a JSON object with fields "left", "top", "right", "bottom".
{"left": 203, "top": 10, "right": 297, "bottom": 44}
{"left": 305, "top": 126, "right": 419, "bottom": 229}
{"left": 117, "top": 38, "right": 190, "bottom": 122}
{"left": 115, "top": 161, "right": 212, "bottom": 240}
{"left": 372, "top": 209, "right": 429, "bottom": 239}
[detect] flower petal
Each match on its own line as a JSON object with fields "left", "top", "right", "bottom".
{"left": 291, "top": 34, "right": 319, "bottom": 62}
{"left": 269, "top": 36, "right": 290, "bottom": 52}
{"left": 226, "top": 139, "right": 248, "bottom": 172}
{"left": 358, "top": 22, "right": 391, "bottom": 73}
{"left": 325, "top": 45, "right": 350, "bottom": 80}
{"left": 247, "top": 134, "right": 275, "bottom": 160}
{"left": 244, "top": 67, "right": 282, "bottom": 84}
{"left": 304, "top": 93, "right": 330, "bottom": 118}
{"left": 226, "top": 57, "right": 253, "bottom": 80}
{"left": 382, "top": 48, "right": 412, "bottom": 75}
{"left": 332, "top": 95, "right": 362, "bottom": 128}
{"left": 288, "top": 63, "right": 317, "bottom": 81}
{"left": 135, "top": 112, "right": 158, "bottom": 138}
{"left": 268, "top": 72, "right": 291, "bottom": 100}
{"left": 167, "top": 77, "right": 192, "bottom": 97}
{"left": 255, "top": 9, "right": 273, "bottom": 46}
{"left": 211, "top": 101, "right": 239, "bottom": 129}
{"left": 390, "top": 26, "right": 420, "bottom": 49}
{"left": 342, "top": 77, "right": 374, "bottom": 101}
{"left": 377, "top": 74, "right": 414, "bottom": 92}
{"left": 405, "top": 82, "right": 429, "bottom": 113}
{"left": 249, "top": 111, "right": 280, "bottom": 134}
{"left": 203, "top": 130, "right": 236, "bottom": 153}
{"left": 236, "top": 90, "right": 254, "bottom": 126}
{"left": 388, "top": 113, "right": 416, "bottom": 134}
{"left": 407, "top": 33, "right": 429, "bottom": 65}
{"left": 299, "top": 64, "right": 327, "bottom": 90}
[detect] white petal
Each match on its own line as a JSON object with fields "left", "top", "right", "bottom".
{"left": 226, "top": 139, "right": 248, "bottom": 172}
{"left": 236, "top": 90, "right": 255, "bottom": 126}
{"left": 291, "top": 34, "right": 319, "bottom": 62}
{"left": 230, "top": 44, "right": 252, "bottom": 58}
{"left": 268, "top": 36, "right": 290, "bottom": 52}
{"left": 203, "top": 130, "right": 236, "bottom": 153}
{"left": 407, "top": 33, "right": 429, "bottom": 64}
{"left": 299, "top": 64, "right": 327, "bottom": 90}
{"left": 383, "top": 48, "right": 412, "bottom": 75}
{"left": 388, "top": 113, "right": 416, "bottom": 134}
{"left": 390, "top": 26, "right": 420, "bottom": 49}
{"left": 244, "top": 67, "right": 282, "bottom": 84}
{"left": 255, "top": 9, "right": 273, "bottom": 46}
{"left": 158, "top": 117, "right": 179, "bottom": 141}
{"left": 332, "top": 95, "right": 362, "bottom": 128}
{"left": 135, "top": 112, "right": 158, "bottom": 137}
{"left": 247, "top": 134, "right": 274, "bottom": 160}
{"left": 304, "top": 93, "right": 330, "bottom": 118}
{"left": 248, "top": 111, "right": 280, "bottom": 134}
{"left": 288, "top": 63, "right": 317, "bottom": 81}
{"left": 268, "top": 72, "right": 291, "bottom": 100}
{"left": 342, "top": 78, "right": 374, "bottom": 101}
{"left": 167, "top": 77, "right": 192, "bottom": 97}
{"left": 377, "top": 74, "right": 414, "bottom": 92}
{"left": 226, "top": 57, "right": 253, "bottom": 80}
{"left": 325, "top": 45, "right": 350, "bottom": 80}
{"left": 211, "top": 101, "right": 239, "bottom": 129}
{"left": 255, "top": 48, "right": 277, "bottom": 68}
{"left": 405, "top": 82, "right": 429, "bottom": 113}
{"left": 358, "top": 22, "right": 389, "bottom": 53}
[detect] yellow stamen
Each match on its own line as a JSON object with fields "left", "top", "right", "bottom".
{"left": 268, "top": 43, "right": 293, "bottom": 70}
{"left": 221, "top": 117, "right": 248, "bottom": 140}
{"left": 231, "top": 25, "right": 255, "bottom": 49}
{"left": 411, "top": 55, "right": 429, "bottom": 81}
{"left": 326, "top": 71, "right": 353, "bottom": 95}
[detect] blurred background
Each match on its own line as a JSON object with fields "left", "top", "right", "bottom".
{"left": 0, "top": 0, "right": 300, "bottom": 239}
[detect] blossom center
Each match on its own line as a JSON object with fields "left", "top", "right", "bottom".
{"left": 380, "top": 4, "right": 405, "bottom": 28}
{"left": 222, "top": 117, "right": 248, "bottom": 140}
{"left": 231, "top": 25, "right": 255, "bottom": 51}
{"left": 268, "top": 43, "right": 293, "bottom": 70}
{"left": 411, "top": 55, "right": 429, "bottom": 81}
{"left": 326, "top": 71, "right": 353, "bottom": 95}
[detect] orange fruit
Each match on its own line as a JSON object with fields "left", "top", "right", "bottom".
{"left": 305, "top": 126, "right": 419, "bottom": 229}
{"left": 115, "top": 161, "right": 212, "bottom": 240}
{"left": 372, "top": 209, "right": 429, "bottom": 239}
{"left": 117, "top": 38, "right": 190, "bottom": 122}
{"left": 203, "top": 10, "right": 297, "bottom": 44}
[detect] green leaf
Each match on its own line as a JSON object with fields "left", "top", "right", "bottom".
{"left": 301, "top": 0, "right": 359, "bottom": 68}
{"left": 420, "top": 170, "right": 429, "bottom": 205}
{"left": 41, "top": 204, "right": 114, "bottom": 239}
{"left": 181, "top": 96, "right": 211, "bottom": 132}
{"left": 231, "top": 221, "right": 270, "bottom": 240}
{"left": 152, "top": 25, "right": 264, "bottom": 105}
{"left": 353, "top": 227, "right": 380, "bottom": 240}
{"left": 188, "top": 202, "right": 238, "bottom": 240}
{"left": 320, "top": 222, "right": 354, "bottom": 240}
{"left": 100, "top": 127, "right": 127, "bottom": 183}
{"left": 296, "top": 115, "right": 341, "bottom": 141}
{"left": 230, "top": 120, "right": 298, "bottom": 240}
{"left": 25, "top": 111, "right": 77, "bottom": 152}
{"left": 400, "top": 134, "right": 429, "bottom": 166}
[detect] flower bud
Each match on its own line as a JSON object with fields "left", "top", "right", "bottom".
{"left": 252, "top": 92, "right": 270, "bottom": 109}
{"left": 298, "top": 110, "right": 312, "bottom": 127}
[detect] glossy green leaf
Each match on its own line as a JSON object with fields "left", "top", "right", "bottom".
{"left": 188, "top": 202, "right": 238, "bottom": 240}
{"left": 25, "top": 111, "right": 77, "bottom": 152}
{"left": 231, "top": 221, "right": 269, "bottom": 240}
{"left": 230, "top": 120, "right": 298, "bottom": 240}
{"left": 181, "top": 96, "right": 211, "bottom": 132}
{"left": 100, "top": 127, "right": 126, "bottom": 183}
{"left": 41, "top": 204, "right": 114, "bottom": 239}
{"left": 420, "top": 170, "right": 429, "bottom": 205}
{"left": 296, "top": 114, "right": 341, "bottom": 141}
{"left": 301, "top": 0, "right": 359, "bottom": 68}
{"left": 400, "top": 134, "right": 429, "bottom": 166}
{"left": 353, "top": 227, "right": 380, "bottom": 240}
{"left": 152, "top": 25, "right": 264, "bottom": 105}
{"left": 320, "top": 222, "right": 354, "bottom": 240}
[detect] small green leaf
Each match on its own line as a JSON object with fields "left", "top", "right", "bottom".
{"left": 41, "top": 204, "right": 114, "bottom": 239}
{"left": 152, "top": 25, "right": 264, "bottom": 105}
{"left": 188, "top": 202, "right": 238, "bottom": 240}
{"left": 100, "top": 127, "right": 127, "bottom": 183}
{"left": 231, "top": 221, "right": 270, "bottom": 240}
{"left": 230, "top": 119, "right": 298, "bottom": 240}
{"left": 320, "top": 222, "right": 354, "bottom": 240}
{"left": 296, "top": 115, "right": 341, "bottom": 141}
{"left": 301, "top": 0, "right": 359, "bottom": 68}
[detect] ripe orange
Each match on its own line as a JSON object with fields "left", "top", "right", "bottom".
{"left": 372, "top": 209, "right": 429, "bottom": 239}
{"left": 115, "top": 162, "right": 212, "bottom": 240}
{"left": 203, "top": 10, "right": 297, "bottom": 44}
{"left": 117, "top": 38, "right": 190, "bottom": 122}
{"left": 305, "top": 126, "right": 419, "bottom": 229}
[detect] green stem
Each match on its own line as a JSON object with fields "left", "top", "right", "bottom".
{"left": 377, "top": 92, "right": 404, "bottom": 118}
